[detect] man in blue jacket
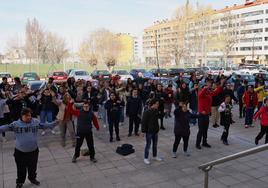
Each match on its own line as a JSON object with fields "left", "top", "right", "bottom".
{"left": 0, "top": 108, "right": 56, "bottom": 188}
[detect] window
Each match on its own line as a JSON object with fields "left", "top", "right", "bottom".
{"left": 265, "top": 46, "right": 268, "bottom": 50}
{"left": 240, "top": 46, "right": 262, "bottom": 51}
{"left": 241, "top": 19, "right": 263, "bottom": 26}
{"left": 241, "top": 10, "right": 264, "bottom": 17}
{"left": 240, "top": 37, "right": 262, "bottom": 43}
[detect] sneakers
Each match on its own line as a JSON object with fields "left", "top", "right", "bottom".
{"left": 202, "top": 143, "right": 211, "bottom": 148}
{"left": 116, "top": 137, "right": 121, "bottom": 141}
{"left": 72, "top": 156, "right": 77, "bottom": 163}
{"left": 160, "top": 126, "right": 166, "bottom": 130}
{"left": 144, "top": 158, "right": 150, "bottom": 165}
{"left": 51, "top": 130, "right": 56, "bottom": 135}
{"left": 184, "top": 151, "right": 190, "bottom": 157}
{"left": 172, "top": 152, "right": 177, "bottom": 158}
{"left": 153, "top": 156, "right": 163, "bottom": 161}
{"left": 30, "top": 179, "right": 40, "bottom": 186}
{"left": 245, "top": 125, "right": 249, "bottom": 128}
{"left": 90, "top": 158, "right": 97, "bottom": 163}
{"left": 41, "top": 131, "right": 46, "bottom": 136}
{"left": 16, "top": 183, "right": 23, "bottom": 188}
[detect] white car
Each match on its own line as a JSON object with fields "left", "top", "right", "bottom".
{"left": 112, "top": 70, "right": 133, "bottom": 81}
{"left": 202, "top": 67, "right": 224, "bottom": 75}
{"left": 234, "top": 65, "right": 267, "bottom": 75}
{"left": 69, "top": 70, "right": 91, "bottom": 81}
{"left": 0, "top": 72, "right": 13, "bottom": 83}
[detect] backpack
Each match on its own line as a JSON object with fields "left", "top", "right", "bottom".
{"left": 116, "top": 144, "right": 135, "bottom": 156}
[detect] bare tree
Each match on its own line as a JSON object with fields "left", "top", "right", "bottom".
{"left": 45, "top": 32, "right": 69, "bottom": 64}
{"left": 24, "top": 18, "right": 46, "bottom": 64}
{"left": 79, "top": 29, "right": 121, "bottom": 71}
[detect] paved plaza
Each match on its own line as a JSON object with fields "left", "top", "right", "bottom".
{"left": 1, "top": 106, "right": 268, "bottom": 188}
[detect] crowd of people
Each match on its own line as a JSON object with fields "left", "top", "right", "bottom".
{"left": 0, "top": 72, "right": 268, "bottom": 188}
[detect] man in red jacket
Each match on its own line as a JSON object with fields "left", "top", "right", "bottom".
{"left": 196, "top": 78, "right": 225, "bottom": 149}
{"left": 243, "top": 85, "right": 258, "bottom": 128}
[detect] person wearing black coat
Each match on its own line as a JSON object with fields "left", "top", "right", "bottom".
{"left": 155, "top": 84, "right": 165, "bottom": 130}
{"left": 82, "top": 85, "right": 99, "bottom": 112}
{"left": 126, "top": 89, "right": 143, "bottom": 136}
{"left": 105, "top": 92, "right": 124, "bottom": 142}
{"left": 172, "top": 103, "right": 198, "bottom": 158}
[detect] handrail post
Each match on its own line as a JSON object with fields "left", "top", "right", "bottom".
{"left": 202, "top": 166, "right": 212, "bottom": 188}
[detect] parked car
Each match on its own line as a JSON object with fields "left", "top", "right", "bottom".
{"left": 91, "top": 70, "right": 112, "bottom": 80}
{"left": 230, "top": 74, "right": 256, "bottom": 86}
{"left": 48, "top": 71, "right": 68, "bottom": 84}
{"left": 168, "top": 68, "right": 185, "bottom": 77}
{"left": 130, "top": 69, "right": 154, "bottom": 79}
{"left": 202, "top": 66, "right": 224, "bottom": 75}
{"left": 66, "top": 69, "right": 75, "bottom": 75}
{"left": 111, "top": 70, "right": 133, "bottom": 80}
{"left": 21, "top": 72, "right": 40, "bottom": 84}
{"left": 151, "top": 77, "right": 177, "bottom": 90}
{"left": 149, "top": 68, "right": 169, "bottom": 77}
{"left": 27, "top": 80, "right": 46, "bottom": 91}
{"left": 184, "top": 68, "right": 204, "bottom": 76}
{"left": 0, "top": 72, "right": 12, "bottom": 83}
{"left": 69, "top": 70, "right": 91, "bottom": 81}
{"left": 235, "top": 65, "right": 267, "bottom": 75}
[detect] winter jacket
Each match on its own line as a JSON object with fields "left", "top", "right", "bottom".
{"left": 254, "top": 86, "right": 268, "bottom": 103}
{"left": 173, "top": 108, "right": 198, "bottom": 136}
{"left": 242, "top": 91, "right": 258, "bottom": 109}
{"left": 105, "top": 99, "right": 124, "bottom": 122}
{"left": 141, "top": 108, "right": 159, "bottom": 134}
{"left": 218, "top": 102, "right": 233, "bottom": 126}
{"left": 164, "top": 88, "right": 174, "bottom": 104}
{"left": 253, "top": 106, "right": 268, "bottom": 126}
{"left": 198, "top": 86, "right": 222, "bottom": 115}
{"left": 126, "top": 97, "right": 142, "bottom": 116}
{"left": 76, "top": 109, "right": 99, "bottom": 134}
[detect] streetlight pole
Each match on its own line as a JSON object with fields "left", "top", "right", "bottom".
{"left": 154, "top": 30, "right": 160, "bottom": 77}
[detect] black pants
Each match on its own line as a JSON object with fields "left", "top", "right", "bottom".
{"left": 14, "top": 148, "right": 39, "bottom": 184}
{"left": 221, "top": 124, "right": 230, "bottom": 142}
{"left": 108, "top": 120, "right": 119, "bottom": 139}
{"left": 75, "top": 132, "right": 95, "bottom": 159}
{"left": 129, "top": 115, "right": 140, "bottom": 134}
{"left": 196, "top": 114, "right": 209, "bottom": 146}
{"left": 173, "top": 134, "right": 189, "bottom": 152}
{"left": 256, "top": 126, "right": 268, "bottom": 144}
{"left": 238, "top": 97, "right": 245, "bottom": 117}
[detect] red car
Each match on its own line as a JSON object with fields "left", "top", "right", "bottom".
{"left": 48, "top": 71, "right": 68, "bottom": 84}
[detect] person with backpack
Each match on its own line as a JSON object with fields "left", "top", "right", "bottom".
{"left": 72, "top": 101, "right": 99, "bottom": 163}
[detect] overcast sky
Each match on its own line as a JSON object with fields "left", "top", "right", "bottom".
{"left": 0, "top": 0, "right": 245, "bottom": 53}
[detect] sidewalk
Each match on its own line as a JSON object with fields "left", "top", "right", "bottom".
{"left": 1, "top": 106, "right": 268, "bottom": 188}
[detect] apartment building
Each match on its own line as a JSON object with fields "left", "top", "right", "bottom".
{"left": 143, "top": 0, "right": 268, "bottom": 67}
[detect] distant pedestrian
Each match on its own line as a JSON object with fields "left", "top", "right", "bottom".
{"left": 243, "top": 85, "right": 258, "bottom": 128}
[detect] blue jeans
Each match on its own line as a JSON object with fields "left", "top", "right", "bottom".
{"left": 40, "top": 110, "right": 53, "bottom": 124}
{"left": 245, "top": 107, "right": 254, "bottom": 125}
{"left": 189, "top": 110, "right": 197, "bottom": 125}
{"left": 144, "top": 133, "right": 158, "bottom": 159}
{"left": 98, "top": 104, "right": 107, "bottom": 125}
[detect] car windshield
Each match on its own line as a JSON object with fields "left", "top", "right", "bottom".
{"left": 136, "top": 69, "right": 146, "bottom": 73}
{"left": 75, "top": 71, "right": 88, "bottom": 76}
{"left": 0, "top": 73, "right": 11, "bottom": 78}
{"left": 115, "top": 70, "right": 128, "bottom": 75}
{"left": 241, "top": 75, "right": 255, "bottom": 81}
{"left": 53, "top": 72, "right": 67, "bottom": 76}
{"left": 23, "top": 73, "right": 37, "bottom": 77}
{"left": 29, "top": 83, "right": 42, "bottom": 90}
{"left": 97, "top": 70, "right": 110, "bottom": 74}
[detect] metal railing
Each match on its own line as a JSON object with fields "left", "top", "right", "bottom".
{"left": 198, "top": 144, "right": 268, "bottom": 188}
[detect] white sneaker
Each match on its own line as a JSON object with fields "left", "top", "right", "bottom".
{"left": 153, "top": 156, "right": 163, "bottom": 161}
{"left": 172, "top": 152, "right": 177, "bottom": 158}
{"left": 184, "top": 151, "right": 190, "bottom": 157}
{"left": 103, "top": 124, "right": 107, "bottom": 128}
{"left": 51, "top": 130, "right": 56, "bottom": 135}
{"left": 41, "top": 131, "right": 46, "bottom": 136}
{"left": 245, "top": 125, "right": 249, "bottom": 128}
{"left": 144, "top": 158, "right": 150, "bottom": 165}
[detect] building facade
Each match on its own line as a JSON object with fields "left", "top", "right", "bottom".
{"left": 143, "top": 0, "right": 268, "bottom": 67}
